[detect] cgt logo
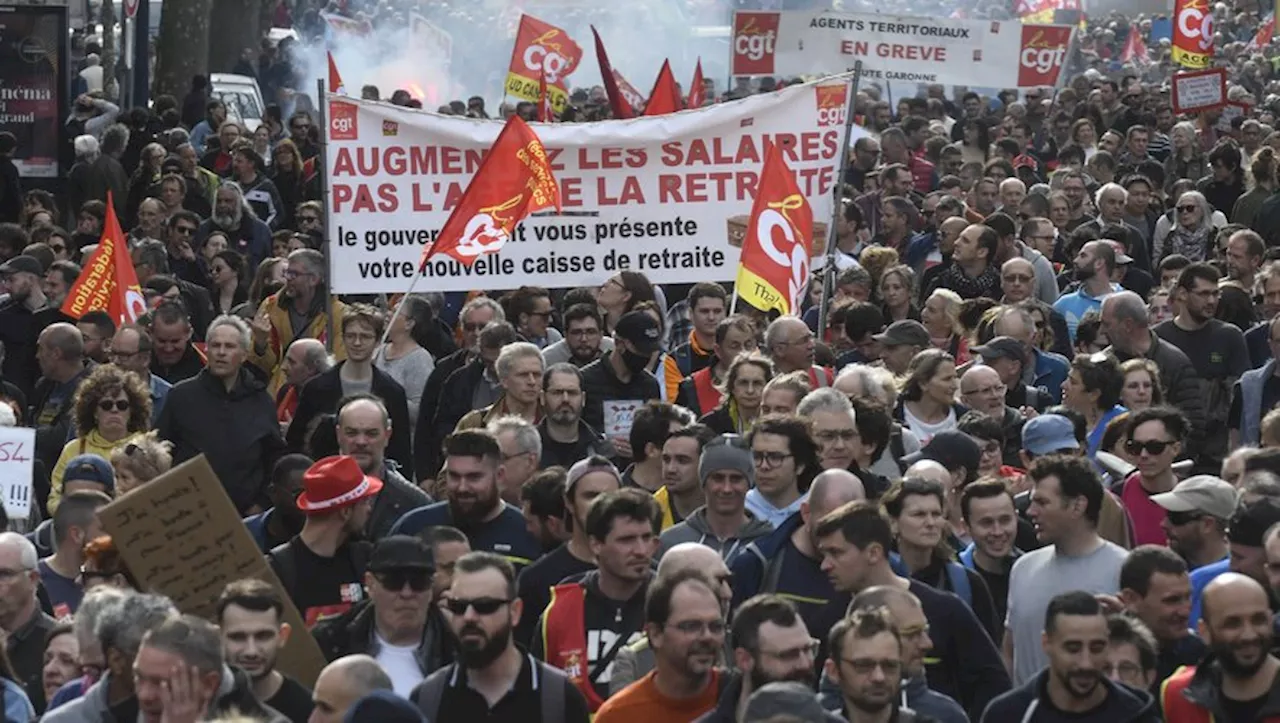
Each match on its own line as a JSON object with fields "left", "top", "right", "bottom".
{"left": 1017, "top": 26, "right": 1072, "bottom": 87}
{"left": 1176, "top": 0, "right": 1214, "bottom": 51}
{"left": 382, "top": 120, "right": 398, "bottom": 137}
{"left": 733, "top": 12, "right": 780, "bottom": 75}
{"left": 329, "top": 100, "right": 358, "bottom": 141}
{"left": 523, "top": 30, "right": 578, "bottom": 85}
{"left": 815, "top": 84, "right": 848, "bottom": 127}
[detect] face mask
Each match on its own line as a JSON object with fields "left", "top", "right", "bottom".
{"left": 621, "top": 347, "right": 651, "bottom": 375}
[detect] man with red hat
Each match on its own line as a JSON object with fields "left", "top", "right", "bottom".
{"left": 267, "top": 455, "right": 381, "bottom": 627}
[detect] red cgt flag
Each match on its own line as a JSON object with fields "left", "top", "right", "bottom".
{"left": 735, "top": 144, "right": 813, "bottom": 315}
{"left": 328, "top": 51, "right": 346, "bottom": 95}
{"left": 644, "top": 59, "right": 681, "bottom": 116}
{"left": 687, "top": 58, "right": 705, "bottom": 109}
{"left": 537, "top": 67, "right": 552, "bottom": 122}
{"left": 591, "top": 26, "right": 633, "bottom": 120}
{"left": 61, "top": 192, "right": 146, "bottom": 324}
{"left": 421, "top": 116, "right": 560, "bottom": 267}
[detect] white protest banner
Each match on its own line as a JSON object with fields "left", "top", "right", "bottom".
{"left": 603, "top": 400, "right": 642, "bottom": 439}
{"left": 0, "top": 427, "right": 34, "bottom": 520}
{"left": 1172, "top": 67, "right": 1228, "bottom": 114}
{"left": 730, "top": 10, "right": 1073, "bottom": 88}
{"left": 325, "top": 74, "right": 851, "bottom": 294}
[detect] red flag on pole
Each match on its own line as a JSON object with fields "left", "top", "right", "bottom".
{"left": 1247, "top": 15, "right": 1275, "bottom": 52}
{"left": 537, "top": 67, "right": 552, "bottom": 121}
{"left": 420, "top": 117, "right": 560, "bottom": 267}
{"left": 643, "top": 60, "right": 681, "bottom": 116}
{"left": 591, "top": 26, "right": 633, "bottom": 120}
{"left": 327, "top": 51, "right": 346, "bottom": 95}
{"left": 735, "top": 144, "right": 814, "bottom": 315}
{"left": 1120, "top": 29, "right": 1150, "bottom": 65}
{"left": 61, "top": 192, "right": 146, "bottom": 324}
{"left": 687, "top": 58, "right": 705, "bottom": 109}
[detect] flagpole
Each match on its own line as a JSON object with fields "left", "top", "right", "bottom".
{"left": 817, "top": 62, "right": 864, "bottom": 339}
{"left": 317, "top": 78, "right": 336, "bottom": 354}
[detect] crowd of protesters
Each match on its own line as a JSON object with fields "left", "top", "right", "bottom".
{"left": 2, "top": 0, "right": 1280, "bottom": 721}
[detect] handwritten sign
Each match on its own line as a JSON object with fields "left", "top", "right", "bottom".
{"left": 1171, "top": 67, "right": 1227, "bottom": 114}
{"left": 603, "top": 400, "right": 642, "bottom": 438}
{"left": 97, "top": 455, "right": 325, "bottom": 686}
{"left": 0, "top": 427, "right": 34, "bottom": 520}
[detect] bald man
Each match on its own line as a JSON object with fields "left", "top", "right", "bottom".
{"left": 1162, "top": 573, "right": 1280, "bottom": 718}
{"left": 612, "top": 543, "right": 733, "bottom": 695}
{"left": 32, "top": 322, "right": 89, "bottom": 474}
{"left": 730, "top": 467, "right": 865, "bottom": 637}
{"left": 311, "top": 654, "right": 393, "bottom": 723}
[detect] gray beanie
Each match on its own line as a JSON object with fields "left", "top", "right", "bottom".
{"left": 698, "top": 435, "right": 755, "bottom": 487}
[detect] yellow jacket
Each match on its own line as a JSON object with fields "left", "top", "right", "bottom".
{"left": 249, "top": 291, "right": 348, "bottom": 396}
{"left": 49, "top": 429, "right": 144, "bottom": 512}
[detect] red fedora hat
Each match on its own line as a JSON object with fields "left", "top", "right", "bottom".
{"left": 296, "top": 455, "right": 384, "bottom": 513}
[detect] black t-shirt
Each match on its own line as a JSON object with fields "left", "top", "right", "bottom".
{"left": 266, "top": 674, "right": 314, "bottom": 723}
{"left": 515, "top": 545, "right": 596, "bottom": 646}
{"left": 972, "top": 561, "right": 1013, "bottom": 642}
{"left": 541, "top": 436, "right": 582, "bottom": 468}
{"left": 268, "top": 538, "right": 366, "bottom": 627}
{"left": 1154, "top": 319, "right": 1250, "bottom": 381}
{"left": 1220, "top": 691, "right": 1269, "bottom": 723}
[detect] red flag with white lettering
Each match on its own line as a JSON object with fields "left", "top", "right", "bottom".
{"left": 61, "top": 192, "right": 146, "bottom": 324}
{"left": 735, "top": 144, "right": 813, "bottom": 315}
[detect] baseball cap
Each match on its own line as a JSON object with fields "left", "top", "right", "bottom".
{"left": 971, "top": 336, "right": 1029, "bottom": 362}
{"left": 699, "top": 434, "right": 755, "bottom": 487}
{"left": 1228, "top": 497, "right": 1280, "bottom": 547}
{"left": 1102, "top": 239, "right": 1134, "bottom": 265}
{"left": 872, "top": 319, "right": 930, "bottom": 348}
{"left": 614, "top": 310, "right": 662, "bottom": 355}
{"left": 566, "top": 456, "right": 622, "bottom": 494}
{"left": 295, "top": 456, "right": 383, "bottom": 513}
{"left": 1022, "top": 414, "right": 1080, "bottom": 455}
{"left": 1151, "top": 475, "right": 1237, "bottom": 521}
{"left": 744, "top": 682, "right": 838, "bottom": 723}
{"left": 368, "top": 535, "right": 434, "bottom": 573}
{"left": 63, "top": 454, "right": 115, "bottom": 493}
{"left": 903, "top": 430, "right": 981, "bottom": 474}
{"left": 0, "top": 255, "right": 42, "bottom": 277}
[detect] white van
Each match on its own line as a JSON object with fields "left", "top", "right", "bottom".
{"left": 209, "top": 73, "right": 266, "bottom": 132}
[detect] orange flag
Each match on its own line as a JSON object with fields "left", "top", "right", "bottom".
{"left": 643, "top": 59, "right": 681, "bottom": 116}
{"left": 421, "top": 116, "right": 560, "bottom": 267}
{"left": 687, "top": 58, "right": 705, "bottom": 109}
{"left": 735, "top": 144, "right": 814, "bottom": 315}
{"left": 61, "top": 192, "right": 146, "bottom": 324}
{"left": 327, "top": 52, "right": 346, "bottom": 95}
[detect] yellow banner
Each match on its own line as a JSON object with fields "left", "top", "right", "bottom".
{"left": 735, "top": 266, "right": 788, "bottom": 315}
{"left": 1172, "top": 46, "right": 1211, "bottom": 69}
{"left": 505, "top": 73, "right": 569, "bottom": 112}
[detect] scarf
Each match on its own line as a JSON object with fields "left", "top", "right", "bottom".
{"left": 1167, "top": 223, "right": 1213, "bottom": 262}
{"left": 933, "top": 263, "right": 1002, "bottom": 300}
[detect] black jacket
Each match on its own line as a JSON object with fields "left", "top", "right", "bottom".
{"left": 150, "top": 343, "right": 206, "bottom": 385}
{"left": 578, "top": 356, "right": 661, "bottom": 433}
{"left": 979, "top": 668, "right": 1158, "bottom": 722}
{"left": 1109, "top": 332, "right": 1206, "bottom": 461}
{"left": 66, "top": 155, "right": 128, "bottom": 222}
{"left": 537, "top": 418, "right": 612, "bottom": 469}
{"left": 286, "top": 362, "right": 415, "bottom": 481}
{"left": 1172, "top": 653, "right": 1280, "bottom": 720}
{"left": 28, "top": 366, "right": 90, "bottom": 476}
{"left": 368, "top": 462, "right": 431, "bottom": 541}
{"left": 415, "top": 348, "right": 471, "bottom": 479}
{"left": 312, "top": 597, "right": 451, "bottom": 673}
{"left": 213, "top": 666, "right": 290, "bottom": 723}
{"left": 431, "top": 357, "right": 487, "bottom": 455}
{"left": 157, "top": 367, "right": 285, "bottom": 512}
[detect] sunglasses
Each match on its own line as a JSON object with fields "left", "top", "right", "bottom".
{"left": 1166, "top": 510, "right": 1205, "bottom": 526}
{"left": 444, "top": 597, "right": 511, "bottom": 616}
{"left": 97, "top": 399, "right": 130, "bottom": 412}
{"left": 1124, "top": 438, "right": 1174, "bottom": 456}
{"left": 1176, "top": 205, "right": 1198, "bottom": 213}
{"left": 375, "top": 570, "right": 431, "bottom": 592}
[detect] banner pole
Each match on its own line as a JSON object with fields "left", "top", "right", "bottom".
{"left": 316, "top": 78, "right": 336, "bottom": 354}
{"left": 817, "top": 62, "right": 864, "bottom": 340}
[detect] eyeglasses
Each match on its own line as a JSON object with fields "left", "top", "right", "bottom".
{"left": 842, "top": 658, "right": 903, "bottom": 676}
{"left": 174, "top": 226, "right": 196, "bottom": 235}
{"left": 461, "top": 322, "right": 487, "bottom": 333}
{"left": 109, "top": 349, "right": 144, "bottom": 361}
{"left": 97, "top": 399, "right": 131, "bottom": 412}
{"left": 1103, "top": 661, "right": 1143, "bottom": 679}
{"left": 443, "top": 597, "right": 511, "bottom": 616}
{"left": 814, "top": 429, "right": 858, "bottom": 444}
{"left": 667, "top": 619, "right": 726, "bottom": 635}
{"left": 759, "top": 638, "right": 820, "bottom": 662}
{"left": 752, "top": 451, "right": 793, "bottom": 468}
{"left": 1166, "top": 510, "right": 1206, "bottom": 526}
{"left": 375, "top": 570, "right": 431, "bottom": 592}
{"left": 1124, "top": 438, "right": 1175, "bottom": 456}
{"left": 1176, "top": 205, "right": 1198, "bottom": 213}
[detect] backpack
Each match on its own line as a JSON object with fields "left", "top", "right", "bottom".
{"left": 414, "top": 657, "right": 567, "bottom": 722}
{"left": 267, "top": 539, "right": 371, "bottom": 604}
{"left": 943, "top": 562, "right": 972, "bottom": 607}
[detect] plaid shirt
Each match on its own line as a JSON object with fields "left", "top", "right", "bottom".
{"left": 664, "top": 299, "right": 691, "bottom": 352}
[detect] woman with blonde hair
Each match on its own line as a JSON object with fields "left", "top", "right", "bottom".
{"left": 700, "top": 354, "right": 774, "bottom": 434}
{"left": 878, "top": 264, "right": 919, "bottom": 322}
{"left": 108, "top": 432, "right": 174, "bottom": 495}
{"left": 50, "top": 366, "right": 152, "bottom": 512}
{"left": 920, "top": 288, "right": 969, "bottom": 364}
{"left": 1119, "top": 358, "right": 1164, "bottom": 412}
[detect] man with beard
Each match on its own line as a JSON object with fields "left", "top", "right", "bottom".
{"left": 0, "top": 253, "right": 55, "bottom": 395}
{"left": 335, "top": 395, "right": 430, "bottom": 538}
{"left": 415, "top": 552, "right": 590, "bottom": 723}
{"left": 1117, "top": 545, "right": 1208, "bottom": 686}
{"left": 195, "top": 182, "right": 271, "bottom": 269}
{"left": 1162, "top": 573, "right": 1280, "bottom": 720}
{"left": 538, "top": 364, "right": 612, "bottom": 469}
{"left": 312, "top": 536, "right": 450, "bottom": 696}
{"left": 1055, "top": 241, "right": 1120, "bottom": 342}
{"left": 927, "top": 223, "right": 1002, "bottom": 301}
{"left": 695, "top": 595, "right": 818, "bottom": 723}
{"left": 266, "top": 455, "right": 378, "bottom": 627}
{"left": 215, "top": 579, "right": 314, "bottom": 723}
{"left": 981, "top": 591, "right": 1158, "bottom": 722}
{"left": 543, "top": 304, "right": 612, "bottom": 368}
{"left": 244, "top": 454, "right": 311, "bottom": 552}
{"left": 516, "top": 457, "right": 620, "bottom": 646}
{"left": 1156, "top": 263, "right": 1249, "bottom": 467}
{"left": 391, "top": 430, "right": 540, "bottom": 570}
{"left": 534, "top": 489, "right": 659, "bottom": 712}
{"left": 1224, "top": 230, "right": 1264, "bottom": 305}
{"left": 823, "top": 608, "right": 915, "bottom": 723}
{"left": 250, "top": 248, "right": 348, "bottom": 397}
{"left": 594, "top": 569, "right": 724, "bottom": 722}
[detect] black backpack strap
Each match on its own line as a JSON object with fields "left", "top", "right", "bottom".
{"left": 414, "top": 664, "right": 454, "bottom": 722}
{"left": 267, "top": 542, "right": 297, "bottom": 601}
{"left": 538, "top": 661, "right": 567, "bottom": 723}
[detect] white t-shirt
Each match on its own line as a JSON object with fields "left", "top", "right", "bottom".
{"left": 374, "top": 633, "right": 424, "bottom": 697}
{"left": 901, "top": 404, "right": 957, "bottom": 446}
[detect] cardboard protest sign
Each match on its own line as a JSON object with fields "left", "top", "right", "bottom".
{"left": 0, "top": 427, "right": 34, "bottom": 519}
{"left": 97, "top": 455, "right": 325, "bottom": 686}
{"left": 1171, "top": 67, "right": 1227, "bottom": 114}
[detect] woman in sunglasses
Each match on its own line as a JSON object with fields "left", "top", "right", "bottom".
{"left": 49, "top": 366, "right": 152, "bottom": 513}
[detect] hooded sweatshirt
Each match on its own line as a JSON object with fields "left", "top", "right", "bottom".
{"left": 656, "top": 507, "right": 774, "bottom": 560}
{"left": 979, "top": 667, "right": 1159, "bottom": 723}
